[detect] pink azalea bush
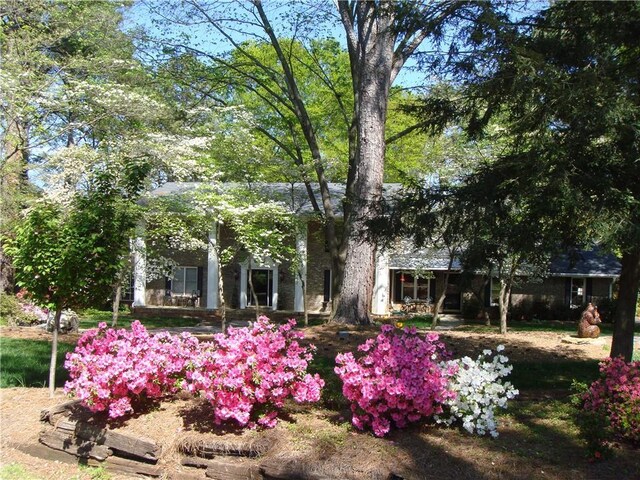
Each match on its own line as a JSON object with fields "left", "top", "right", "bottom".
{"left": 182, "top": 316, "right": 324, "bottom": 428}
{"left": 64, "top": 321, "right": 200, "bottom": 418}
{"left": 335, "top": 325, "right": 455, "bottom": 437}
{"left": 19, "top": 301, "right": 49, "bottom": 324}
{"left": 574, "top": 356, "right": 640, "bottom": 457}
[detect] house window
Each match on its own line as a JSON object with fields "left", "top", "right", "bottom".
{"left": 393, "top": 270, "right": 432, "bottom": 302}
{"left": 571, "top": 277, "right": 586, "bottom": 306}
{"left": 172, "top": 266, "right": 198, "bottom": 296}
{"left": 121, "top": 272, "right": 135, "bottom": 301}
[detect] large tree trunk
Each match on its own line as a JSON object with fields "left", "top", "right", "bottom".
{"left": 610, "top": 245, "right": 640, "bottom": 361}
{"left": 49, "top": 307, "right": 62, "bottom": 398}
{"left": 332, "top": 3, "right": 395, "bottom": 324}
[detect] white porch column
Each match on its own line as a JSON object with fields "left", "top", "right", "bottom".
{"left": 132, "top": 234, "right": 146, "bottom": 307}
{"left": 372, "top": 249, "right": 389, "bottom": 315}
{"left": 271, "top": 264, "right": 279, "bottom": 311}
{"left": 239, "top": 262, "right": 248, "bottom": 309}
{"left": 206, "top": 223, "right": 219, "bottom": 309}
{"left": 294, "top": 223, "right": 308, "bottom": 313}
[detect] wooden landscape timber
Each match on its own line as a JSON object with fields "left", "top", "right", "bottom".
{"left": 38, "top": 403, "right": 163, "bottom": 477}
{"left": 36, "top": 401, "right": 341, "bottom": 479}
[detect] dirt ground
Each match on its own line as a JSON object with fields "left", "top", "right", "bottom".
{"left": 0, "top": 324, "right": 632, "bottom": 480}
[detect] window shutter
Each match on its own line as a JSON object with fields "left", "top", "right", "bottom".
{"left": 429, "top": 276, "right": 436, "bottom": 302}
{"left": 323, "top": 269, "right": 331, "bottom": 302}
{"left": 586, "top": 278, "right": 593, "bottom": 302}
{"left": 484, "top": 279, "right": 491, "bottom": 307}
{"left": 564, "top": 278, "right": 571, "bottom": 305}
{"left": 197, "top": 266, "right": 204, "bottom": 297}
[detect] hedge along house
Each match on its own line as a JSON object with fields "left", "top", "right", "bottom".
{"left": 130, "top": 182, "right": 621, "bottom": 318}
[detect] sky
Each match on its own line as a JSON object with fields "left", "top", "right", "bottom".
{"left": 121, "top": 0, "right": 431, "bottom": 90}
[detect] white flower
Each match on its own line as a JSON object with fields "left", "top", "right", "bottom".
{"left": 436, "top": 348, "right": 518, "bottom": 437}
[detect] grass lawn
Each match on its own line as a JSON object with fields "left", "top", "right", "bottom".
{"left": 0, "top": 338, "right": 75, "bottom": 388}
{"left": 77, "top": 308, "right": 200, "bottom": 330}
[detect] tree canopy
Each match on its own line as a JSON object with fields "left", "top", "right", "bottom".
{"left": 413, "top": 0, "right": 640, "bottom": 359}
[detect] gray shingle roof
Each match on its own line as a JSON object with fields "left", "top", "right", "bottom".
{"left": 386, "top": 239, "right": 462, "bottom": 270}
{"left": 549, "top": 249, "right": 621, "bottom": 277}
{"left": 148, "top": 182, "right": 401, "bottom": 216}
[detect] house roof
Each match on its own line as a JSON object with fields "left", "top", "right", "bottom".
{"left": 549, "top": 249, "right": 621, "bottom": 277}
{"left": 386, "top": 240, "right": 462, "bottom": 271}
{"left": 148, "top": 182, "right": 401, "bottom": 216}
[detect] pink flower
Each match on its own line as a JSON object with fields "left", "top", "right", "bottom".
{"left": 335, "top": 325, "right": 452, "bottom": 437}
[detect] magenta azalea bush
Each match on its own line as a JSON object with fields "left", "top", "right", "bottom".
{"left": 335, "top": 325, "right": 455, "bottom": 437}
{"left": 575, "top": 356, "right": 640, "bottom": 456}
{"left": 182, "top": 317, "right": 324, "bottom": 428}
{"left": 65, "top": 317, "right": 323, "bottom": 428}
{"left": 64, "top": 321, "right": 200, "bottom": 418}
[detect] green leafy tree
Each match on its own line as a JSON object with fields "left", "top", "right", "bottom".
{"left": 5, "top": 175, "right": 136, "bottom": 396}
{"left": 454, "top": 166, "right": 554, "bottom": 334}
{"left": 149, "top": 0, "right": 481, "bottom": 324}
{"left": 0, "top": 0, "right": 138, "bottom": 292}
{"left": 417, "top": 1, "right": 640, "bottom": 358}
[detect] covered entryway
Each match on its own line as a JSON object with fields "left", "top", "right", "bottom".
{"left": 247, "top": 269, "right": 274, "bottom": 307}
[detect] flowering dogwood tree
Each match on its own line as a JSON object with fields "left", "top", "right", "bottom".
{"left": 144, "top": 184, "right": 300, "bottom": 329}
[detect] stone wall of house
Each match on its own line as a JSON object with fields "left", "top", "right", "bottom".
{"left": 510, "top": 277, "right": 565, "bottom": 307}
{"left": 305, "top": 220, "right": 333, "bottom": 313}
{"left": 511, "top": 276, "right": 614, "bottom": 306}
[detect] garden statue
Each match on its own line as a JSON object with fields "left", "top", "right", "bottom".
{"left": 577, "top": 303, "right": 601, "bottom": 338}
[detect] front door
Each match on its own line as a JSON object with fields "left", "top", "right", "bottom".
{"left": 443, "top": 274, "right": 462, "bottom": 311}
{"left": 248, "top": 269, "right": 273, "bottom": 307}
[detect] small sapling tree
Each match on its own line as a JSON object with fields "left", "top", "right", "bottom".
{"left": 6, "top": 174, "right": 135, "bottom": 396}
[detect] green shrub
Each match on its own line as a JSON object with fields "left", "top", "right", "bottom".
{"left": 549, "top": 302, "right": 573, "bottom": 321}
{"left": 0, "top": 293, "right": 21, "bottom": 326}
{"left": 0, "top": 293, "right": 45, "bottom": 326}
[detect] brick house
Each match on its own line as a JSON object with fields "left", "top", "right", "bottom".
{"left": 130, "top": 183, "right": 620, "bottom": 317}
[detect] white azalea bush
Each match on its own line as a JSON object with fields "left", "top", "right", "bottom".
{"left": 436, "top": 345, "right": 519, "bottom": 437}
